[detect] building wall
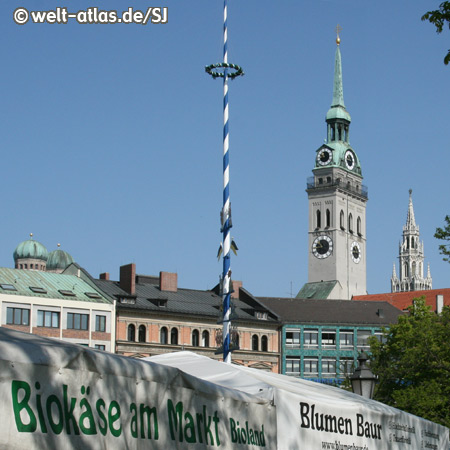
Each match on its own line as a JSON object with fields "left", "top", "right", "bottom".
{"left": 0, "top": 294, "right": 115, "bottom": 352}
{"left": 116, "top": 310, "right": 280, "bottom": 372}
{"left": 281, "top": 324, "right": 384, "bottom": 385}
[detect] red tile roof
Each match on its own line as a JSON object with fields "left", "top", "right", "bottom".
{"left": 352, "top": 289, "right": 450, "bottom": 311}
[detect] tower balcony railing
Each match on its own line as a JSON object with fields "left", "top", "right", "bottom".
{"left": 307, "top": 177, "right": 368, "bottom": 200}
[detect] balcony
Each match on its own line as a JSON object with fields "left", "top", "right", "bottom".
{"left": 307, "top": 177, "right": 368, "bottom": 200}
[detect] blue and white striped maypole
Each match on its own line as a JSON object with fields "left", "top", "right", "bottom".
{"left": 222, "top": 0, "right": 232, "bottom": 365}
{"left": 205, "top": 0, "right": 243, "bottom": 364}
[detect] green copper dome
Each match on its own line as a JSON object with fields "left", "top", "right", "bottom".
{"left": 13, "top": 235, "right": 48, "bottom": 262}
{"left": 46, "top": 247, "right": 74, "bottom": 271}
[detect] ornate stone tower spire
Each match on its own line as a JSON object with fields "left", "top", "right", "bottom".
{"left": 298, "top": 29, "right": 368, "bottom": 300}
{"left": 391, "top": 190, "right": 432, "bottom": 292}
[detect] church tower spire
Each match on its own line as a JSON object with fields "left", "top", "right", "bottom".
{"left": 298, "top": 30, "right": 368, "bottom": 300}
{"left": 391, "top": 190, "right": 432, "bottom": 292}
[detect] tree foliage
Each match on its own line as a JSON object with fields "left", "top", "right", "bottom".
{"left": 435, "top": 215, "right": 450, "bottom": 262}
{"left": 369, "top": 298, "right": 450, "bottom": 427}
{"left": 421, "top": 2, "right": 450, "bottom": 65}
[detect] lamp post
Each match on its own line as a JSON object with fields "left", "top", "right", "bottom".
{"left": 350, "top": 351, "right": 377, "bottom": 399}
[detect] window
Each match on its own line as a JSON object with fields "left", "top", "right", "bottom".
{"left": 316, "top": 210, "right": 321, "bottom": 228}
{"left": 128, "top": 324, "right": 135, "bottom": 342}
{"left": 138, "top": 325, "right": 146, "bottom": 343}
{"left": 6, "top": 307, "right": 29, "bottom": 326}
{"left": 202, "top": 330, "right": 210, "bottom": 347}
{"left": 67, "top": 313, "right": 89, "bottom": 330}
{"left": 192, "top": 329, "right": 199, "bottom": 347}
{"left": 1, "top": 284, "right": 17, "bottom": 291}
{"left": 160, "top": 326, "right": 168, "bottom": 344}
{"left": 374, "top": 330, "right": 387, "bottom": 344}
{"left": 170, "top": 328, "right": 178, "bottom": 345}
{"left": 85, "top": 292, "right": 101, "bottom": 299}
{"left": 261, "top": 335, "right": 268, "bottom": 352}
{"left": 286, "top": 357, "right": 300, "bottom": 376}
{"left": 252, "top": 334, "right": 259, "bottom": 351}
{"left": 326, "top": 209, "right": 331, "bottom": 227}
{"left": 339, "top": 358, "right": 354, "bottom": 377}
{"left": 59, "top": 290, "right": 76, "bottom": 297}
{"left": 285, "top": 330, "right": 300, "bottom": 347}
{"left": 321, "top": 330, "right": 336, "bottom": 348}
{"left": 94, "top": 345, "right": 105, "bottom": 351}
{"left": 30, "top": 286, "right": 47, "bottom": 294}
{"left": 340, "top": 210, "right": 345, "bottom": 229}
{"left": 357, "top": 217, "right": 362, "bottom": 235}
{"left": 339, "top": 330, "right": 354, "bottom": 348}
{"left": 37, "top": 310, "right": 59, "bottom": 328}
{"left": 357, "top": 330, "right": 371, "bottom": 349}
{"left": 304, "top": 357, "right": 318, "bottom": 376}
{"left": 255, "top": 311, "right": 268, "bottom": 320}
{"left": 303, "top": 329, "right": 318, "bottom": 348}
{"left": 322, "top": 358, "right": 336, "bottom": 378}
{"left": 95, "top": 315, "right": 106, "bottom": 332}
{"left": 348, "top": 213, "right": 353, "bottom": 233}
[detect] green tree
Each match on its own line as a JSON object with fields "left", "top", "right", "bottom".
{"left": 435, "top": 215, "right": 450, "bottom": 262}
{"left": 369, "top": 298, "right": 450, "bottom": 427}
{"left": 421, "top": 2, "right": 450, "bottom": 65}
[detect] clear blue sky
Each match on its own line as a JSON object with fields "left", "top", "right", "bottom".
{"left": 0, "top": 1, "right": 448, "bottom": 297}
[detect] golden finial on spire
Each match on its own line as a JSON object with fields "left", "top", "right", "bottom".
{"left": 57, "top": 243, "right": 61, "bottom": 248}
{"left": 335, "top": 24, "right": 342, "bottom": 45}
{"left": 30, "top": 233, "right": 33, "bottom": 239}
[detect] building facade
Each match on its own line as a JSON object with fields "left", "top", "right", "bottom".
{"left": 258, "top": 297, "right": 402, "bottom": 384}
{"left": 0, "top": 266, "right": 115, "bottom": 351}
{"left": 391, "top": 190, "right": 432, "bottom": 292}
{"left": 300, "top": 37, "right": 367, "bottom": 300}
{"left": 92, "top": 263, "right": 281, "bottom": 372}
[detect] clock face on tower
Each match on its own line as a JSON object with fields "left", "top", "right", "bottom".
{"left": 351, "top": 241, "right": 361, "bottom": 263}
{"left": 312, "top": 235, "right": 333, "bottom": 259}
{"left": 317, "top": 148, "right": 332, "bottom": 166}
{"left": 344, "top": 150, "right": 355, "bottom": 170}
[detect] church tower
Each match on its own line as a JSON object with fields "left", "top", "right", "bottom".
{"left": 298, "top": 34, "right": 368, "bottom": 300}
{"left": 391, "top": 190, "right": 432, "bottom": 292}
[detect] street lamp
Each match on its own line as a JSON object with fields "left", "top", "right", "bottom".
{"left": 350, "top": 351, "right": 377, "bottom": 399}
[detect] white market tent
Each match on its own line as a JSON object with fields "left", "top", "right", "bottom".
{"left": 148, "top": 351, "right": 450, "bottom": 450}
{"left": 0, "top": 327, "right": 448, "bottom": 449}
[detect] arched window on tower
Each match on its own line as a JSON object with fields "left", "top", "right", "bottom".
{"left": 357, "top": 217, "right": 362, "bottom": 235}
{"left": 411, "top": 237, "right": 414, "bottom": 249}
{"left": 404, "top": 263, "right": 409, "bottom": 278}
{"left": 331, "top": 126, "right": 335, "bottom": 141}
{"left": 160, "top": 326, "right": 168, "bottom": 344}
{"left": 340, "top": 210, "right": 345, "bottom": 230}
{"left": 338, "top": 125, "right": 342, "bottom": 140}
{"left": 326, "top": 209, "right": 331, "bottom": 228}
{"left": 170, "top": 328, "right": 178, "bottom": 345}
{"left": 202, "top": 330, "right": 210, "bottom": 347}
{"left": 192, "top": 329, "right": 199, "bottom": 347}
{"left": 316, "top": 210, "right": 321, "bottom": 229}
{"left": 127, "top": 324, "right": 135, "bottom": 342}
{"left": 252, "top": 335, "right": 259, "bottom": 351}
{"left": 412, "top": 262, "right": 416, "bottom": 276}
{"left": 348, "top": 213, "right": 353, "bottom": 233}
{"left": 138, "top": 325, "right": 146, "bottom": 343}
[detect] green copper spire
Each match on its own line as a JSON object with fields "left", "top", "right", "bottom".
{"left": 326, "top": 37, "right": 351, "bottom": 123}
{"left": 332, "top": 45, "right": 345, "bottom": 108}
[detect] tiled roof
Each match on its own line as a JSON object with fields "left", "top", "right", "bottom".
{"left": 257, "top": 297, "right": 403, "bottom": 326}
{"left": 0, "top": 267, "right": 111, "bottom": 303}
{"left": 93, "top": 278, "right": 279, "bottom": 324}
{"left": 353, "top": 289, "right": 450, "bottom": 311}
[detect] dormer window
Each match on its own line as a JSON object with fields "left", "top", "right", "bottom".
{"left": 158, "top": 299, "right": 168, "bottom": 307}
{"left": 255, "top": 311, "right": 268, "bottom": 320}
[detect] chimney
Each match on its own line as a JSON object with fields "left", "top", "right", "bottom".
{"left": 99, "top": 272, "right": 110, "bottom": 280}
{"left": 436, "top": 295, "right": 444, "bottom": 314}
{"left": 160, "top": 271, "right": 177, "bottom": 292}
{"left": 231, "top": 280, "right": 242, "bottom": 299}
{"left": 120, "top": 264, "right": 136, "bottom": 294}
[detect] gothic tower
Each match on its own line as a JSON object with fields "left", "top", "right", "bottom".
{"left": 298, "top": 36, "right": 368, "bottom": 300}
{"left": 391, "top": 190, "right": 432, "bottom": 292}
